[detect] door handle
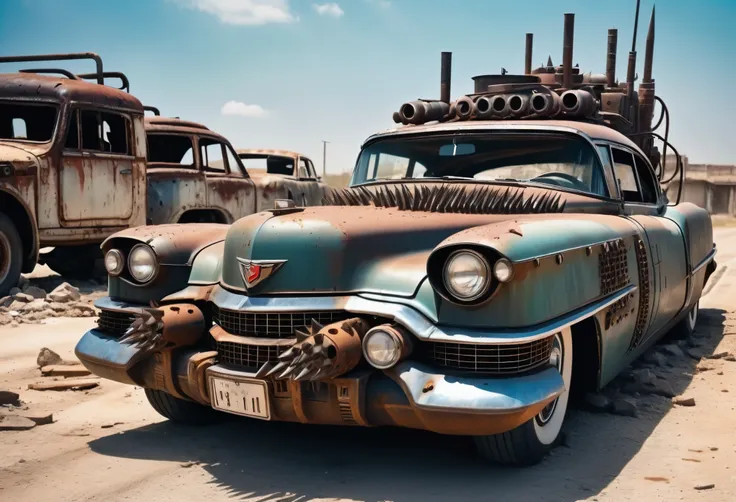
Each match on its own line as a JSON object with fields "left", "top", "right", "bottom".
{"left": 120, "top": 168, "right": 132, "bottom": 175}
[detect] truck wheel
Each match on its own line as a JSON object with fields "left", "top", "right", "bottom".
{"left": 144, "top": 388, "right": 221, "bottom": 425}
{"left": 667, "top": 301, "right": 699, "bottom": 340}
{"left": 0, "top": 214, "right": 23, "bottom": 297}
{"left": 473, "top": 327, "right": 573, "bottom": 466}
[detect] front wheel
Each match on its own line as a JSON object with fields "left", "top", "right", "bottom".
{"left": 0, "top": 213, "right": 23, "bottom": 297}
{"left": 145, "top": 388, "right": 221, "bottom": 425}
{"left": 474, "top": 327, "right": 573, "bottom": 466}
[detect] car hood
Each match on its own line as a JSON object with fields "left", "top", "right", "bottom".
{"left": 219, "top": 183, "right": 609, "bottom": 297}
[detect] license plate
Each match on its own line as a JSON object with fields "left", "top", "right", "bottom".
{"left": 209, "top": 376, "right": 271, "bottom": 420}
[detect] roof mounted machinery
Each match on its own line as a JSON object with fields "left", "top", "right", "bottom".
{"left": 392, "top": 2, "right": 677, "bottom": 183}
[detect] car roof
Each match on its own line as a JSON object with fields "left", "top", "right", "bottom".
{"left": 236, "top": 148, "right": 307, "bottom": 160}
{"left": 0, "top": 73, "right": 143, "bottom": 112}
{"left": 365, "top": 119, "right": 644, "bottom": 154}
{"left": 144, "top": 116, "right": 234, "bottom": 143}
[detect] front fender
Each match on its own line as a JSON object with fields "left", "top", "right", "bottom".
{"left": 103, "top": 223, "right": 229, "bottom": 303}
{"left": 428, "top": 214, "right": 640, "bottom": 328}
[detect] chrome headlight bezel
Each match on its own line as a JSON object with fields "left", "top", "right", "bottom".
{"left": 442, "top": 249, "right": 492, "bottom": 302}
{"left": 127, "top": 243, "right": 159, "bottom": 284}
{"left": 104, "top": 249, "right": 125, "bottom": 276}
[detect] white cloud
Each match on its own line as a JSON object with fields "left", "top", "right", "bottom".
{"left": 174, "top": 0, "right": 297, "bottom": 26}
{"left": 221, "top": 101, "right": 269, "bottom": 118}
{"left": 312, "top": 3, "right": 344, "bottom": 18}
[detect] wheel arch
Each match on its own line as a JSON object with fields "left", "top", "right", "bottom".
{"left": 0, "top": 188, "right": 39, "bottom": 272}
{"left": 569, "top": 315, "right": 603, "bottom": 397}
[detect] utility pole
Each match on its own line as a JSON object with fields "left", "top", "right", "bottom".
{"left": 321, "top": 140, "right": 330, "bottom": 178}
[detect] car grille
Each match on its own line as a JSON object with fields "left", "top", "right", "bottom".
{"left": 96, "top": 309, "right": 136, "bottom": 337}
{"left": 421, "top": 336, "right": 554, "bottom": 375}
{"left": 215, "top": 340, "right": 283, "bottom": 370}
{"left": 211, "top": 306, "right": 350, "bottom": 338}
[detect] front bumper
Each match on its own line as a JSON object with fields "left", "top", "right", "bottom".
{"left": 75, "top": 323, "right": 564, "bottom": 437}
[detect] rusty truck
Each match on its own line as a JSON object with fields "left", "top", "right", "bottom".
{"left": 0, "top": 53, "right": 148, "bottom": 293}
{"left": 144, "top": 116, "right": 329, "bottom": 224}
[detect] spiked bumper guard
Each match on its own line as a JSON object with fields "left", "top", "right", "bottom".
{"left": 75, "top": 297, "right": 565, "bottom": 436}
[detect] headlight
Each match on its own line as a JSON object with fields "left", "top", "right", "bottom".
{"left": 128, "top": 244, "right": 158, "bottom": 283}
{"left": 362, "top": 325, "right": 410, "bottom": 369}
{"left": 442, "top": 250, "right": 490, "bottom": 301}
{"left": 104, "top": 249, "right": 124, "bottom": 276}
{"left": 493, "top": 257, "right": 514, "bottom": 283}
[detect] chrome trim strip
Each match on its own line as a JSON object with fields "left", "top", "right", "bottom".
{"left": 388, "top": 362, "right": 564, "bottom": 414}
{"left": 210, "top": 284, "right": 636, "bottom": 345}
{"left": 691, "top": 246, "right": 717, "bottom": 276}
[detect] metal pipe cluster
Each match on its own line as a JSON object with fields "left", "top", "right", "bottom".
{"left": 392, "top": 88, "right": 598, "bottom": 126}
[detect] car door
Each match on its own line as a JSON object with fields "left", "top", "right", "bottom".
{"left": 201, "top": 137, "right": 256, "bottom": 221}
{"left": 609, "top": 144, "right": 688, "bottom": 344}
{"left": 299, "top": 157, "right": 326, "bottom": 206}
{"left": 59, "top": 107, "right": 134, "bottom": 226}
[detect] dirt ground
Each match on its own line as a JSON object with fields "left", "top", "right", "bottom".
{"left": 1, "top": 231, "right": 736, "bottom": 501}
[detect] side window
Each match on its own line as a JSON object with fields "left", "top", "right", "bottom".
{"left": 200, "top": 138, "right": 226, "bottom": 173}
{"left": 79, "top": 109, "right": 130, "bottom": 154}
{"left": 596, "top": 144, "right": 618, "bottom": 198}
{"left": 633, "top": 153, "right": 658, "bottom": 203}
{"left": 146, "top": 134, "right": 195, "bottom": 168}
{"left": 224, "top": 145, "right": 244, "bottom": 176}
{"left": 306, "top": 159, "right": 318, "bottom": 178}
{"left": 65, "top": 110, "right": 79, "bottom": 149}
{"left": 611, "top": 147, "right": 642, "bottom": 203}
{"left": 298, "top": 158, "right": 310, "bottom": 178}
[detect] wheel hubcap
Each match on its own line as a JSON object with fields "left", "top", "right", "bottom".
{"left": 537, "top": 333, "right": 563, "bottom": 425}
{"left": 0, "top": 232, "right": 11, "bottom": 284}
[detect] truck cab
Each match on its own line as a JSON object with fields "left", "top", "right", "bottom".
{"left": 0, "top": 53, "right": 147, "bottom": 292}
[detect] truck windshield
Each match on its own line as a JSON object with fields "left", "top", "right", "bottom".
{"left": 0, "top": 102, "right": 58, "bottom": 142}
{"left": 352, "top": 132, "right": 609, "bottom": 197}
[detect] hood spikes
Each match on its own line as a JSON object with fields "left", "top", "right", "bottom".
{"left": 323, "top": 184, "right": 566, "bottom": 215}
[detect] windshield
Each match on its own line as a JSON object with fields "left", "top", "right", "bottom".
{"left": 239, "top": 154, "right": 294, "bottom": 176}
{"left": 0, "top": 102, "right": 58, "bottom": 143}
{"left": 352, "top": 132, "right": 609, "bottom": 197}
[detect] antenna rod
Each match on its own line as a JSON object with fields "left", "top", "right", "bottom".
{"left": 525, "top": 33, "right": 533, "bottom": 74}
{"left": 626, "top": 0, "right": 641, "bottom": 100}
{"left": 562, "top": 13, "right": 575, "bottom": 90}
{"left": 440, "top": 51, "right": 452, "bottom": 103}
{"left": 606, "top": 28, "right": 618, "bottom": 87}
{"left": 639, "top": 6, "right": 656, "bottom": 139}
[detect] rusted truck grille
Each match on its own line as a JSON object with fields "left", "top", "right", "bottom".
{"left": 96, "top": 309, "right": 136, "bottom": 337}
{"left": 422, "top": 336, "right": 554, "bottom": 375}
{"left": 215, "top": 340, "right": 282, "bottom": 370}
{"left": 211, "top": 306, "right": 350, "bottom": 338}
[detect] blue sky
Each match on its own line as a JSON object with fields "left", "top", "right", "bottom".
{"left": 1, "top": 0, "right": 734, "bottom": 172}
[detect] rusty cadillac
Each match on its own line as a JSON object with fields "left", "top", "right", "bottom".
{"left": 145, "top": 117, "right": 328, "bottom": 225}
{"left": 0, "top": 53, "right": 147, "bottom": 291}
{"left": 75, "top": 7, "right": 718, "bottom": 465}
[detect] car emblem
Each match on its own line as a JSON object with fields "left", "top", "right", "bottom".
{"left": 236, "top": 258, "right": 287, "bottom": 289}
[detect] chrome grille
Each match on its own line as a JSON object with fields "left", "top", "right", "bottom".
{"left": 212, "top": 306, "right": 350, "bottom": 338}
{"left": 96, "top": 309, "right": 135, "bottom": 337}
{"left": 423, "top": 336, "right": 554, "bottom": 375}
{"left": 216, "top": 340, "right": 282, "bottom": 370}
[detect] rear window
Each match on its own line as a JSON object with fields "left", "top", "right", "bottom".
{"left": 0, "top": 102, "right": 58, "bottom": 142}
{"left": 239, "top": 154, "right": 294, "bottom": 176}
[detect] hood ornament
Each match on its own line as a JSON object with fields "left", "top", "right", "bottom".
{"left": 237, "top": 258, "right": 287, "bottom": 289}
